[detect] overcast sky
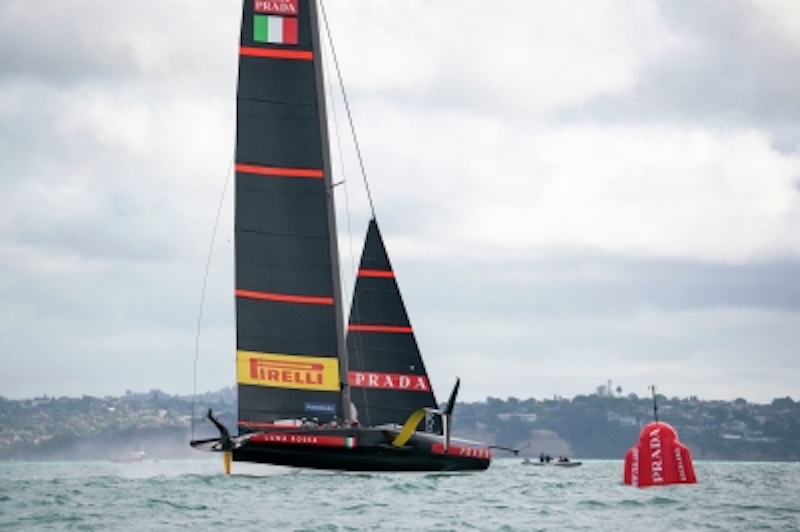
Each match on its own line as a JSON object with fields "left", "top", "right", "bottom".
{"left": 1, "top": 0, "right": 799, "bottom": 404}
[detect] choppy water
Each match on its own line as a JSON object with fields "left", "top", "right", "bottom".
{"left": 1, "top": 458, "right": 798, "bottom": 531}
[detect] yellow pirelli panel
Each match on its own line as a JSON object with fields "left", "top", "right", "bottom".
{"left": 236, "top": 350, "right": 341, "bottom": 392}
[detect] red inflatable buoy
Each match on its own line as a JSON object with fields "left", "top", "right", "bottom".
{"left": 623, "top": 421, "right": 696, "bottom": 487}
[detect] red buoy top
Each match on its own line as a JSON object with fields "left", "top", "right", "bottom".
{"left": 624, "top": 421, "right": 697, "bottom": 487}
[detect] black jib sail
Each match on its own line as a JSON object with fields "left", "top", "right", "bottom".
{"left": 347, "top": 220, "right": 440, "bottom": 430}
{"left": 234, "top": 0, "right": 346, "bottom": 430}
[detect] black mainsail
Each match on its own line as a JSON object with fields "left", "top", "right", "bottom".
{"left": 191, "top": 0, "right": 491, "bottom": 472}
{"left": 234, "top": 0, "right": 346, "bottom": 429}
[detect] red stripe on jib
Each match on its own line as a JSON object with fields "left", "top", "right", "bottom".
{"left": 348, "top": 324, "right": 413, "bottom": 333}
{"left": 358, "top": 269, "right": 394, "bottom": 278}
{"left": 235, "top": 163, "right": 323, "bottom": 179}
{"left": 236, "top": 289, "right": 333, "bottom": 306}
{"left": 240, "top": 46, "right": 312, "bottom": 61}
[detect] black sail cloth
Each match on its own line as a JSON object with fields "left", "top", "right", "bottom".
{"left": 347, "top": 220, "right": 441, "bottom": 432}
{"left": 235, "top": 0, "right": 343, "bottom": 428}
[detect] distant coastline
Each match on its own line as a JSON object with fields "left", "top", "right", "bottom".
{"left": 1, "top": 388, "right": 797, "bottom": 462}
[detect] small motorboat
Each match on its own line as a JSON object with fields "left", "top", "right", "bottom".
{"left": 523, "top": 455, "right": 582, "bottom": 467}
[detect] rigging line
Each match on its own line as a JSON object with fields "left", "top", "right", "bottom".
{"left": 319, "top": 0, "right": 376, "bottom": 220}
{"left": 323, "top": 30, "right": 354, "bottom": 323}
{"left": 650, "top": 384, "right": 659, "bottom": 423}
{"left": 191, "top": 160, "right": 233, "bottom": 440}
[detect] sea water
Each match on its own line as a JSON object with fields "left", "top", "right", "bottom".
{"left": 1, "top": 459, "right": 798, "bottom": 531}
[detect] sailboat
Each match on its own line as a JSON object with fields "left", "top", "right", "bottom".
{"left": 190, "top": 0, "right": 491, "bottom": 472}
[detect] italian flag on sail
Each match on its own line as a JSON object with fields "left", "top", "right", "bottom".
{"left": 253, "top": 14, "right": 298, "bottom": 45}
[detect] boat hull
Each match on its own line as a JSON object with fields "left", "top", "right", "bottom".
{"left": 193, "top": 426, "right": 491, "bottom": 472}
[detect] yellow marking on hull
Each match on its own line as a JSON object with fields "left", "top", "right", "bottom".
{"left": 391, "top": 408, "right": 429, "bottom": 447}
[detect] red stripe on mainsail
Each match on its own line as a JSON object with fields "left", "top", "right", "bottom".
{"left": 235, "top": 163, "right": 323, "bottom": 179}
{"left": 240, "top": 46, "right": 313, "bottom": 60}
{"left": 357, "top": 269, "right": 395, "bottom": 278}
{"left": 236, "top": 289, "right": 334, "bottom": 305}
{"left": 348, "top": 324, "right": 413, "bottom": 333}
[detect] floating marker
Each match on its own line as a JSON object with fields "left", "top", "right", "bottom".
{"left": 624, "top": 421, "right": 696, "bottom": 487}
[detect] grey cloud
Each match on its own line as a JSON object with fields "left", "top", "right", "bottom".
{"left": 0, "top": 1, "right": 236, "bottom": 87}
{"left": 392, "top": 251, "right": 800, "bottom": 403}
{"left": 0, "top": 252, "right": 234, "bottom": 399}
{"left": 560, "top": 0, "right": 800, "bottom": 152}
{"left": 0, "top": 4, "right": 142, "bottom": 84}
{"left": 397, "top": 253, "right": 800, "bottom": 321}
{"left": 2, "top": 1, "right": 798, "bottom": 404}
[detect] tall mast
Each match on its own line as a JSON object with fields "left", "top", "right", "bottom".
{"left": 650, "top": 385, "right": 659, "bottom": 423}
{"left": 308, "top": 0, "right": 351, "bottom": 422}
